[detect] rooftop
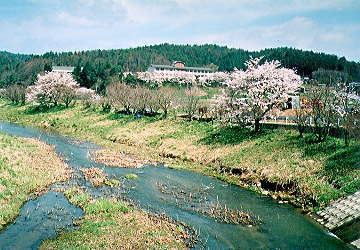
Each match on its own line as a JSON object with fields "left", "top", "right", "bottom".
{"left": 52, "top": 66, "right": 75, "bottom": 72}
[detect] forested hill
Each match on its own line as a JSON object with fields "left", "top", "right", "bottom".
{"left": 1, "top": 44, "right": 359, "bottom": 90}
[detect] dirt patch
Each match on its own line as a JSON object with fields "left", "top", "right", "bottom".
{"left": 91, "top": 150, "right": 157, "bottom": 168}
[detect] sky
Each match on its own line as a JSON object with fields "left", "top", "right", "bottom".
{"left": 0, "top": 0, "right": 359, "bottom": 62}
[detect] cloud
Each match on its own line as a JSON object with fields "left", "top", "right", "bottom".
{"left": 0, "top": 0, "right": 359, "bottom": 61}
{"left": 189, "top": 16, "right": 360, "bottom": 60}
{"left": 56, "top": 12, "right": 96, "bottom": 27}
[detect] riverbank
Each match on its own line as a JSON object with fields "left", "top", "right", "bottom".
{"left": 0, "top": 132, "right": 71, "bottom": 230}
{"left": 0, "top": 128, "right": 192, "bottom": 249}
{"left": 0, "top": 100, "right": 359, "bottom": 210}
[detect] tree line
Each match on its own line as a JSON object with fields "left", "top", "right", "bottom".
{"left": 1, "top": 44, "right": 360, "bottom": 91}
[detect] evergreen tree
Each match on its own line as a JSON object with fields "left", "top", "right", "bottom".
{"left": 0, "top": 44, "right": 359, "bottom": 89}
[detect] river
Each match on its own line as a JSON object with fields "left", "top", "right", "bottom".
{"left": 0, "top": 121, "right": 352, "bottom": 249}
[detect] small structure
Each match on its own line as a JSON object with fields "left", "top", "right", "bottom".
{"left": 147, "top": 61, "right": 214, "bottom": 75}
{"left": 52, "top": 66, "right": 75, "bottom": 73}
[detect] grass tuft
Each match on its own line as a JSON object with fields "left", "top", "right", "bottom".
{"left": 85, "top": 199, "right": 130, "bottom": 214}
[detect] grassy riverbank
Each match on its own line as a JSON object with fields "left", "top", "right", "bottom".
{"left": 0, "top": 133, "right": 71, "bottom": 230}
{"left": 0, "top": 100, "right": 359, "bottom": 210}
{"left": 41, "top": 189, "right": 190, "bottom": 249}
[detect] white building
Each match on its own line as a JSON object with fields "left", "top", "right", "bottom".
{"left": 147, "top": 61, "right": 214, "bottom": 76}
{"left": 52, "top": 66, "right": 75, "bottom": 73}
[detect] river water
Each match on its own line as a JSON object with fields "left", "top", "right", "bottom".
{"left": 0, "top": 121, "right": 352, "bottom": 249}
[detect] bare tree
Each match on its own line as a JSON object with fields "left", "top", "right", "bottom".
{"left": 132, "top": 86, "right": 153, "bottom": 114}
{"left": 155, "top": 87, "right": 177, "bottom": 118}
{"left": 308, "top": 86, "right": 337, "bottom": 142}
{"left": 4, "top": 85, "right": 26, "bottom": 105}
{"left": 334, "top": 83, "right": 360, "bottom": 146}
{"left": 106, "top": 81, "right": 134, "bottom": 114}
{"left": 180, "top": 87, "right": 201, "bottom": 121}
{"left": 294, "top": 102, "right": 311, "bottom": 137}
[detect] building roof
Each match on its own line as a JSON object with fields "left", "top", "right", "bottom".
{"left": 149, "top": 64, "right": 213, "bottom": 72}
{"left": 52, "top": 66, "right": 75, "bottom": 72}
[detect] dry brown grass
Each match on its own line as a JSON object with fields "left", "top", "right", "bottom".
{"left": 91, "top": 150, "right": 157, "bottom": 168}
{"left": 81, "top": 168, "right": 107, "bottom": 187}
{"left": 0, "top": 133, "right": 72, "bottom": 230}
{"left": 90, "top": 211, "right": 190, "bottom": 249}
{"left": 41, "top": 189, "right": 192, "bottom": 249}
{"left": 42, "top": 210, "right": 190, "bottom": 249}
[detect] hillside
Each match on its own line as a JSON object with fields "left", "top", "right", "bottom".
{"left": 1, "top": 44, "right": 360, "bottom": 91}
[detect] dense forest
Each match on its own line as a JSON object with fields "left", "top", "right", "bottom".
{"left": 1, "top": 44, "right": 359, "bottom": 92}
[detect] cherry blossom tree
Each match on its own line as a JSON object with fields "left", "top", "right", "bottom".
{"left": 27, "top": 72, "right": 79, "bottom": 108}
{"left": 216, "top": 57, "right": 302, "bottom": 132}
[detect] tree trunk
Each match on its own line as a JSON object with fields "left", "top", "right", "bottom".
{"left": 254, "top": 118, "right": 261, "bottom": 133}
{"left": 344, "top": 130, "right": 350, "bottom": 147}
{"left": 298, "top": 127, "right": 304, "bottom": 138}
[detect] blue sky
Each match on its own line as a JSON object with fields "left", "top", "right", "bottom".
{"left": 0, "top": 0, "right": 359, "bottom": 62}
